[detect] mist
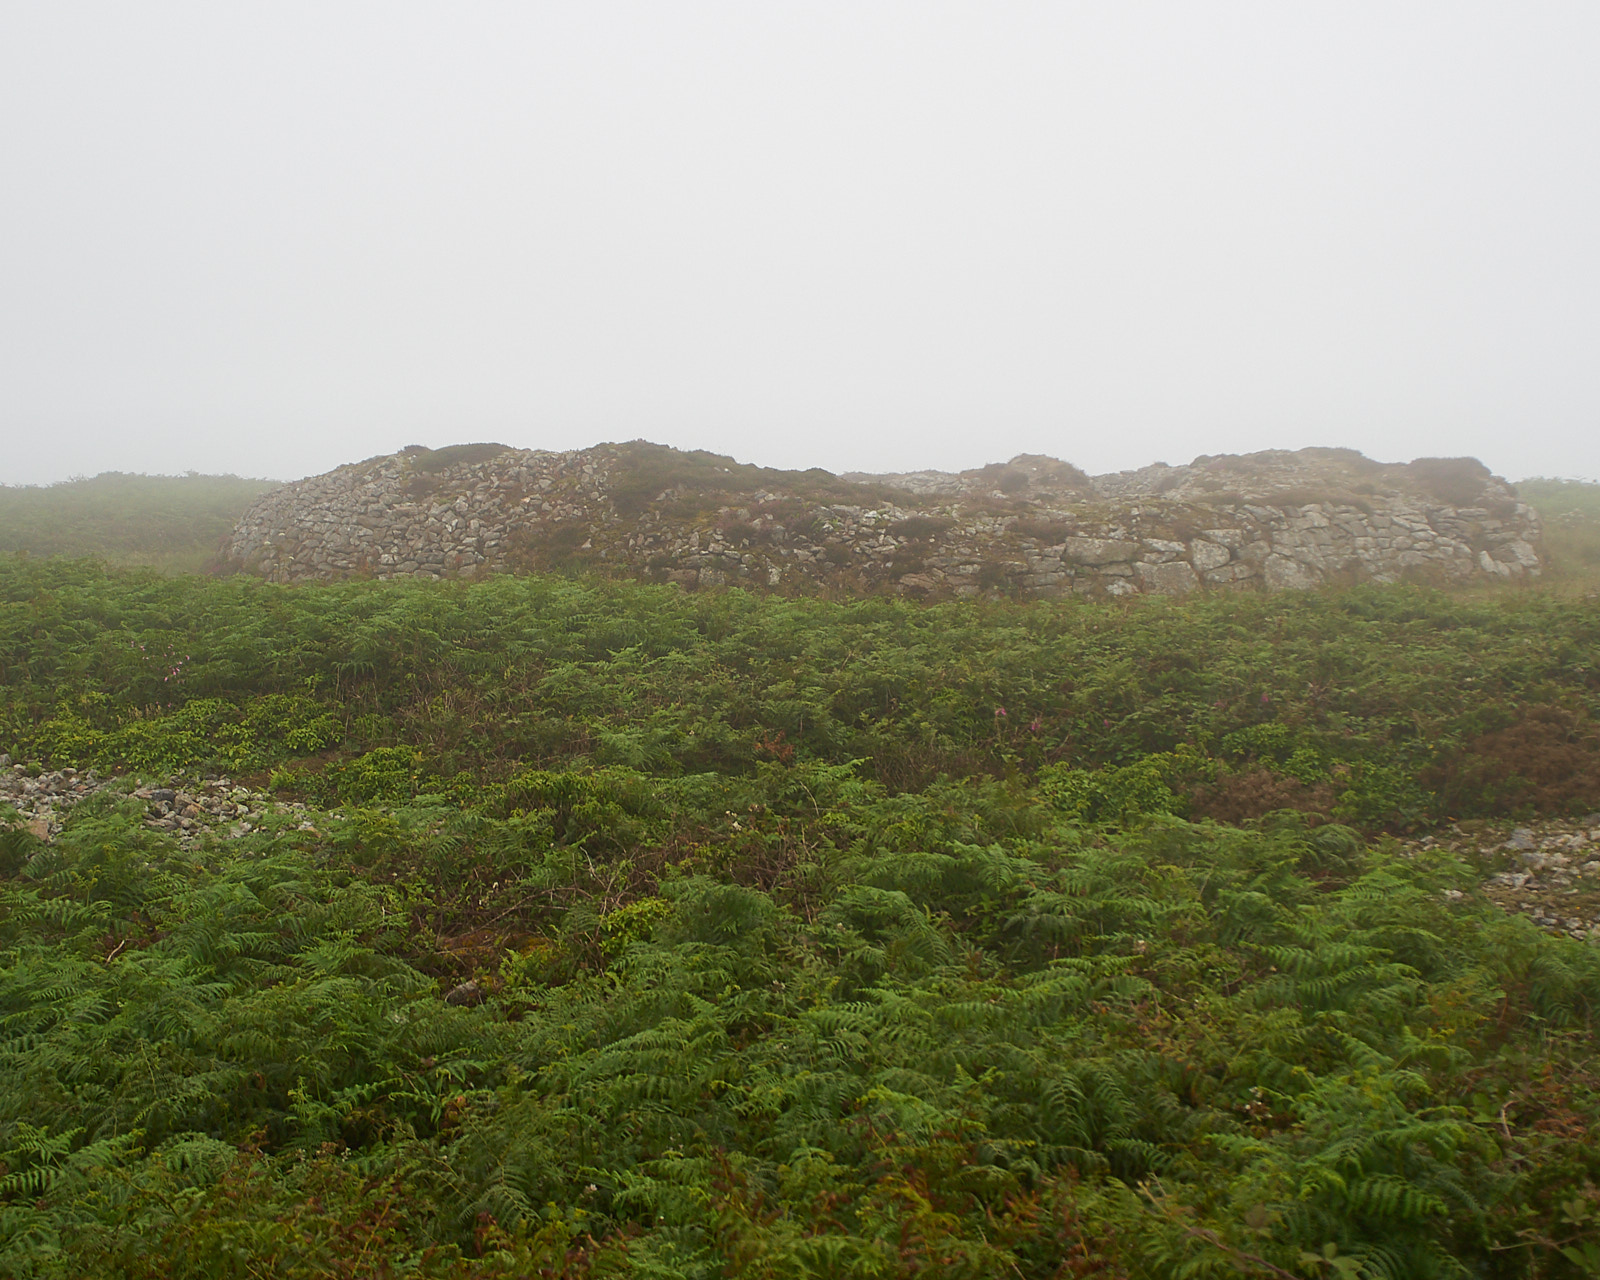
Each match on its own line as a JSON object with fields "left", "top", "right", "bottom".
{"left": 2, "top": 2, "right": 1597, "bottom": 486}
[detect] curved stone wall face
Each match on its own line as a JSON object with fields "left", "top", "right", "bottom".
{"left": 222, "top": 445, "right": 1545, "bottom": 596}
{"left": 225, "top": 448, "right": 612, "bottom": 582}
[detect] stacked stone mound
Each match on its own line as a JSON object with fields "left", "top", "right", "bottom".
{"left": 0, "top": 755, "right": 293, "bottom": 852}
{"left": 1406, "top": 818, "right": 1600, "bottom": 944}
{"left": 222, "top": 442, "right": 1544, "bottom": 597}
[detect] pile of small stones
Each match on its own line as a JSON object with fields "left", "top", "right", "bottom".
{"left": 0, "top": 757, "right": 100, "bottom": 840}
{"left": 1408, "top": 816, "right": 1600, "bottom": 942}
{"left": 0, "top": 752, "right": 312, "bottom": 851}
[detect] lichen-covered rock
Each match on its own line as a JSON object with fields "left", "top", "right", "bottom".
{"left": 220, "top": 442, "right": 1545, "bottom": 599}
{"left": 1064, "top": 537, "right": 1140, "bottom": 566}
{"left": 1189, "top": 539, "right": 1232, "bottom": 572}
{"left": 1135, "top": 561, "right": 1200, "bottom": 595}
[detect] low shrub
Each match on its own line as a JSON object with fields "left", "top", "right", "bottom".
{"left": 1407, "top": 455, "right": 1493, "bottom": 506}
{"left": 1424, "top": 704, "right": 1600, "bottom": 816}
{"left": 408, "top": 443, "right": 511, "bottom": 474}
{"left": 1191, "top": 765, "right": 1338, "bottom": 824}
{"left": 888, "top": 515, "right": 954, "bottom": 540}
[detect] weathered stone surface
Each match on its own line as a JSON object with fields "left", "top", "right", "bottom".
{"left": 1135, "top": 561, "right": 1200, "bottom": 595}
{"left": 1189, "top": 539, "right": 1232, "bottom": 572}
{"left": 1264, "top": 555, "right": 1321, "bottom": 590}
{"left": 1063, "top": 537, "right": 1140, "bottom": 566}
{"left": 220, "top": 444, "right": 1545, "bottom": 599}
{"left": 1504, "top": 540, "right": 1541, "bottom": 569}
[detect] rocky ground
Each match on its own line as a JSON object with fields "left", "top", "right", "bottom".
{"left": 0, "top": 755, "right": 312, "bottom": 852}
{"left": 1406, "top": 817, "right": 1600, "bottom": 942}
{"left": 5, "top": 754, "right": 1598, "bottom": 944}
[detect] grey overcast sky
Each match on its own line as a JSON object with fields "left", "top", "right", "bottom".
{"left": 2, "top": 3, "right": 1597, "bottom": 487}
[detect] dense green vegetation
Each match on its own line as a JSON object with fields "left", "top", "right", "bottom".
{"left": 0, "top": 473, "right": 275, "bottom": 575}
{"left": 5, "top": 557, "right": 1599, "bottom": 825}
{"left": 3, "top": 558, "right": 1600, "bottom": 1276}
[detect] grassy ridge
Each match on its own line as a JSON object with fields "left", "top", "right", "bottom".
{"left": 0, "top": 472, "right": 276, "bottom": 575}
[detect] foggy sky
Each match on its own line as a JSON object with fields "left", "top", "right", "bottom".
{"left": 3, "top": 2, "right": 1597, "bottom": 487}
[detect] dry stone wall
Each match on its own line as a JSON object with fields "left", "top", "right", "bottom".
{"left": 222, "top": 443, "right": 1545, "bottom": 597}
